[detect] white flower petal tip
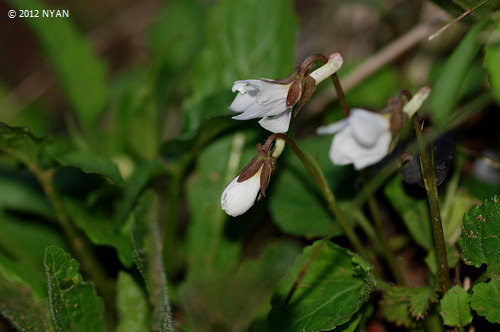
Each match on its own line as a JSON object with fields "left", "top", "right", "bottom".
{"left": 221, "top": 170, "right": 262, "bottom": 217}
{"left": 403, "top": 87, "right": 431, "bottom": 118}
{"left": 319, "top": 109, "right": 391, "bottom": 170}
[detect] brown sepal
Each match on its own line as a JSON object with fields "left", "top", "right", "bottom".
{"left": 293, "top": 76, "right": 316, "bottom": 117}
{"left": 286, "top": 79, "right": 303, "bottom": 109}
{"left": 390, "top": 111, "right": 408, "bottom": 133}
{"left": 238, "top": 155, "right": 264, "bottom": 183}
{"left": 259, "top": 160, "right": 274, "bottom": 197}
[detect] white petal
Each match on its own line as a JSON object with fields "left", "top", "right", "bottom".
{"left": 258, "top": 109, "right": 292, "bottom": 133}
{"left": 316, "top": 118, "right": 349, "bottom": 135}
{"left": 351, "top": 131, "right": 391, "bottom": 170}
{"left": 254, "top": 82, "right": 289, "bottom": 106}
{"left": 229, "top": 80, "right": 289, "bottom": 120}
{"left": 328, "top": 126, "right": 391, "bottom": 170}
{"left": 231, "top": 80, "right": 261, "bottom": 94}
{"left": 349, "top": 109, "right": 390, "bottom": 148}
{"left": 221, "top": 171, "right": 262, "bottom": 217}
{"left": 231, "top": 97, "right": 287, "bottom": 120}
{"left": 328, "top": 128, "right": 358, "bottom": 166}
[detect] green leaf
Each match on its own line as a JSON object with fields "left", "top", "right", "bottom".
{"left": 384, "top": 174, "right": 433, "bottom": 250}
{"left": 470, "top": 279, "right": 500, "bottom": 323}
{"left": 63, "top": 199, "right": 133, "bottom": 267}
{"left": 0, "top": 252, "right": 46, "bottom": 300}
{"left": 440, "top": 285, "right": 472, "bottom": 327}
{"left": 0, "top": 211, "right": 67, "bottom": 291}
{"left": 181, "top": 241, "right": 299, "bottom": 332}
{"left": 430, "top": 19, "right": 489, "bottom": 129}
{"left": 343, "top": 66, "right": 399, "bottom": 111}
{"left": 114, "top": 160, "right": 164, "bottom": 228}
{"left": 55, "top": 150, "right": 124, "bottom": 186}
{"left": 268, "top": 241, "right": 375, "bottom": 332}
{"left": 185, "top": 0, "right": 297, "bottom": 131}
{"left": 484, "top": 19, "right": 500, "bottom": 103}
{"left": 0, "top": 277, "right": 50, "bottom": 332}
{"left": 44, "top": 246, "right": 105, "bottom": 332}
{"left": 184, "top": 132, "right": 252, "bottom": 277}
{"left": 132, "top": 192, "right": 173, "bottom": 331}
{"left": 428, "top": 1, "right": 500, "bottom": 19}
{"left": 0, "top": 176, "right": 53, "bottom": 218}
{"left": 334, "top": 312, "right": 363, "bottom": 332}
{"left": 161, "top": 115, "right": 241, "bottom": 167}
{"left": 116, "top": 271, "right": 149, "bottom": 332}
{"left": 0, "top": 122, "right": 48, "bottom": 167}
{"left": 408, "top": 286, "right": 439, "bottom": 320}
{"left": 269, "top": 135, "right": 356, "bottom": 237}
{"left": 459, "top": 195, "right": 500, "bottom": 268}
{"left": 105, "top": 69, "right": 159, "bottom": 160}
{"left": 381, "top": 285, "right": 438, "bottom": 328}
{"left": 380, "top": 287, "right": 418, "bottom": 329}
{"left": 6, "top": 0, "right": 108, "bottom": 132}
{"left": 148, "top": 0, "right": 207, "bottom": 71}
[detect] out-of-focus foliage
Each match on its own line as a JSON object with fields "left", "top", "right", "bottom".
{"left": 6, "top": 0, "right": 109, "bottom": 133}
{"left": 270, "top": 135, "right": 356, "bottom": 237}
{"left": 429, "top": 19, "right": 489, "bottom": 128}
{"left": 1, "top": 0, "right": 500, "bottom": 330}
{"left": 381, "top": 285, "right": 438, "bottom": 328}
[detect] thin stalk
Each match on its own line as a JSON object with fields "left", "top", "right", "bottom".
{"left": 330, "top": 73, "right": 349, "bottom": 117}
{"left": 351, "top": 211, "right": 378, "bottom": 250}
{"left": 412, "top": 114, "right": 451, "bottom": 292}
{"left": 34, "top": 167, "right": 115, "bottom": 310}
{"left": 362, "top": 172, "right": 407, "bottom": 285}
{"left": 424, "top": 310, "right": 445, "bottom": 332}
{"left": 163, "top": 170, "right": 182, "bottom": 271}
{"left": 270, "top": 134, "right": 369, "bottom": 261}
{"left": 352, "top": 159, "right": 400, "bottom": 211}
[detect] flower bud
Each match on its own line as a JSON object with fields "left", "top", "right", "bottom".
{"left": 221, "top": 165, "right": 263, "bottom": 217}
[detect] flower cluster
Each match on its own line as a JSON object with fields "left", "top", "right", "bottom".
{"left": 221, "top": 50, "right": 431, "bottom": 217}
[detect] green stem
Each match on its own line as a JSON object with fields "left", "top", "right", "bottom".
{"left": 423, "top": 310, "right": 445, "bottom": 332}
{"left": 34, "top": 167, "right": 115, "bottom": 311}
{"left": 351, "top": 159, "right": 400, "bottom": 212}
{"left": 163, "top": 170, "right": 182, "bottom": 272}
{"left": 351, "top": 211, "right": 378, "bottom": 249}
{"left": 271, "top": 134, "right": 369, "bottom": 261}
{"left": 412, "top": 114, "right": 451, "bottom": 293}
{"left": 362, "top": 172, "right": 407, "bottom": 285}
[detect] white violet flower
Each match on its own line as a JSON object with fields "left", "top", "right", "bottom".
{"left": 221, "top": 138, "right": 285, "bottom": 217}
{"left": 229, "top": 53, "right": 344, "bottom": 133}
{"left": 230, "top": 80, "right": 292, "bottom": 133}
{"left": 317, "top": 108, "right": 391, "bottom": 170}
{"left": 316, "top": 87, "right": 431, "bottom": 170}
{"left": 221, "top": 166, "right": 263, "bottom": 217}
